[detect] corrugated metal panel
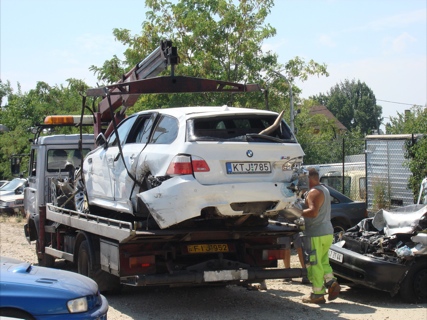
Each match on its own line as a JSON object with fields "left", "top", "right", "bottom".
{"left": 366, "top": 137, "right": 414, "bottom": 212}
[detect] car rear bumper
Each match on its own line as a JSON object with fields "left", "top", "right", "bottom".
{"left": 329, "top": 242, "right": 409, "bottom": 295}
{"left": 138, "top": 175, "right": 298, "bottom": 229}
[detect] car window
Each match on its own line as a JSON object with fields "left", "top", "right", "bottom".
{"left": 151, "top": 115, "right": 178, "bottom": 144}
{"left": 331, "top": 194, "right": 340, "bottom": 204}
{"left": 188, "top": 115, "right": 295, "bottom": 142}
{"left": 131, "top": 114, "right": 156, "bottom": 144}
{"left": 108, "top": 116, "right": 138, "bottom": 147}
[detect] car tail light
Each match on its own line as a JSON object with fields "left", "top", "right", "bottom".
{"left": 166, "top": 155, "right": 210, "bottom": 175}
{"left": 262, "top": 249, "right": 285, "bottom": 261}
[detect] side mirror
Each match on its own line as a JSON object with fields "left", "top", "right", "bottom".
{"left": 11, "top": 157, "right": 21, "bottom": 175}
{"left": 95, "top": 133, "right": 107, "bottom": 148}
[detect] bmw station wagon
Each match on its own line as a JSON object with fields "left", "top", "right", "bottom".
{"left": 82, "top": 106, "right": 305, "bottom": 229}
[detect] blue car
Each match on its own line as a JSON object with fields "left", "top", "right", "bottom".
{"left": 0, "top": 257, "right": 108, "bottom": 319}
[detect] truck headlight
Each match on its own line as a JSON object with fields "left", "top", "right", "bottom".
{"left": 67, "top": 297, "right": 88, "bottom": 313}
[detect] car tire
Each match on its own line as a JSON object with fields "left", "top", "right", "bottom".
{"left": 78, "top": 240, "right": 121, "bottom": 294}
{"left": 331, "top": 220, "right": 349, "bottom": 234}
{"left": 74, "top": 169, "right": 90, "bottom": 213}
{"left": 36, "top": 240, "right": 55, "bottom": 268}
{"left": 399, "top": 258, "right": 427, "bottom": 303}
{"left": 0, "top": 308, "right": 35, "bottom": 320}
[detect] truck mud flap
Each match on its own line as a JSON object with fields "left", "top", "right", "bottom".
{"left": 120, "top": 268, "right": 307, "bottom": 286}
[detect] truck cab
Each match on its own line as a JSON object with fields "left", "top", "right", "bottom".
{"left": 24, "top": 133, "right": 94, "bottom": 249}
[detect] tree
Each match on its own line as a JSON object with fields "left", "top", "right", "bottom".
{"left": 90, "top": 0, "right": 328, "bottom": 121}
{"left": 294, "top": 99, "right": 364, "bottom": 165}
{"left": 386, "top": 105, "right": 427, "bottom": 199}
{"left": 311, "top": 79, "right": 382, "bottom": 135}
{"left": 0, "top": 79, "right": 86, "bottom": 178}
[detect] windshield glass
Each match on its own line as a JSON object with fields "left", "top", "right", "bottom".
{"left": 0, "top": 178, "right": 25, "bottom": 191}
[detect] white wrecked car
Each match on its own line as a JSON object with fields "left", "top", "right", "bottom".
{"left": 79, "top": 106, "right": 304, "bottom": 229}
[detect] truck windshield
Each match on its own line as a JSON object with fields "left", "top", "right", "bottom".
{"left": 47, "top": 149, "right": 91, "bottom": 172}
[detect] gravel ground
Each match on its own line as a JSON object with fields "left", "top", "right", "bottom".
{"left": 1, "top": 215, "right": 426, "bottom": 320}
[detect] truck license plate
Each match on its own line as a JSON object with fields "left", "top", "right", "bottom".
{"left": 226, "top": 162, "right": 271, "bottom": 174}
{"left": 187, "top": 244, "right": 229, "bottom": 253}
{"left": 328, "top": 249, "right": 343, "bottom": 263}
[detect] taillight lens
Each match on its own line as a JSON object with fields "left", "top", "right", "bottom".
{"left": 166, "top": 155, "right": 210, "bottom": 175}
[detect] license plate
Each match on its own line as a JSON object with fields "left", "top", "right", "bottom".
{"left": 187, "top": 244, "right": 229, "bottom": 253}
{"left": 328, "top": 249, "right": 343, "bottom": 263}
{"left": 226, "top": 162, "right": 271, "bottom": 174}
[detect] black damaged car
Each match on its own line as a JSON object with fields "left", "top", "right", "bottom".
{"left": 328, "top": 204, "right": 427, "bottom": 303}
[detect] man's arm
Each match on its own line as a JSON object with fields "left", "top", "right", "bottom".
{"left": 302, "top": 188, "right": 324, "bottom": 218}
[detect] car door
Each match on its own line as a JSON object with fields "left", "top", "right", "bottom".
{"left": 114, "top": 113, "right": 157, "bottom": 209}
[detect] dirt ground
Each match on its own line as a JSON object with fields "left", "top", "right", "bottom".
{"left": 1, "top": 215, "right": 426, "bottom": 320}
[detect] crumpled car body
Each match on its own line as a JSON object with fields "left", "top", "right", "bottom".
{"left": 0, "top": 193, "right": 24, "bottom": 215}
{"left": 83, "top": 106, "right": 305, "bottom": 229}
{"left": 329, "top": 204, "right": 427, "bottom": 302}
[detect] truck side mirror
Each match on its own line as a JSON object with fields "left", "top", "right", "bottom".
{"left": 11, "top": 157, "right": 21, "bottom": 175}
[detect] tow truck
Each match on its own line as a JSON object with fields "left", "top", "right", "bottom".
{"left": 22, "top": 40, "right": 306, "bottom": 292}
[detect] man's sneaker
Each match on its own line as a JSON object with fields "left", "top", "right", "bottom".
{"left": 301, "top": 276, "right": 310, "bottom": 284}
{"left": 325, "top": 279, "right": 341, "bottom": 301}
{"left": 302, "top": 293, "right": 326, "bottom": 304}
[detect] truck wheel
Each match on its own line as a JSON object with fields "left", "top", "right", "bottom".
{"left": 399, "top": 259, "right": 427, "bottom": 303}
{"left": 36, "top": 240, "right": 55, "bottom": 268}
{"left": 77, "top": 240, "right": 121, "bottom": 294}
{"left": 77, "top": 240, "right": 92, "bottom": 277}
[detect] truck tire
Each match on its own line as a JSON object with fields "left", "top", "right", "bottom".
{"left": 77, "top": 240, "right": 121, "bottom": 294}
{"left": 36, "top": 240, "right": 55, "bottom": 268}
{"left": 399, "top": 259, "right": 427, "bottom": 303}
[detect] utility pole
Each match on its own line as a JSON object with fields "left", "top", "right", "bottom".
{"left": 273, "top": 71, "right": 294, "bottom": 133}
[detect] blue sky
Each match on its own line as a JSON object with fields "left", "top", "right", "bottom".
{"left": 1, "top": 0, "right": 426, "bottom": 127}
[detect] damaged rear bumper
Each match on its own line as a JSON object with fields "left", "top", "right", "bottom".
{"left": 138, "top": 175, "right": 298, "bottom": 229}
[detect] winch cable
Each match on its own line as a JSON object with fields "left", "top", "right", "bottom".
{"left": 105, "top": 90, "right": 141, "bottom": 188}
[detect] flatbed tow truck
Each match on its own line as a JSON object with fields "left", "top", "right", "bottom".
{"left": 22, "top": 40, "right": 306, "bottom": 292}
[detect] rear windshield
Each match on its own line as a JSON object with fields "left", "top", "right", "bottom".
{"left": 187, "top": 114, "right": 296, "bottom": 143}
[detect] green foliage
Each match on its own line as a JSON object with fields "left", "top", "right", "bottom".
{"left": 294, "top": 99, "right": 364, "bottom": 165}
{"left": 90, "top": 0, "right": 328, "bottom": 117}
{"left": 386, "top": 105, "right": 427, "bottom": 199}
{"left": 0, "top": 79, "right": 87, "bottom": 179}
{"left": 372, "top": 178, "right": 390, "bottom": 211}
{"left": 311, "top": 79, "right": 382, "bottom": 135}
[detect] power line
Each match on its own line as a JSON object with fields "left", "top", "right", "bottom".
{"left": 377, "top": 99, "right": 424, "bottom": 107}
